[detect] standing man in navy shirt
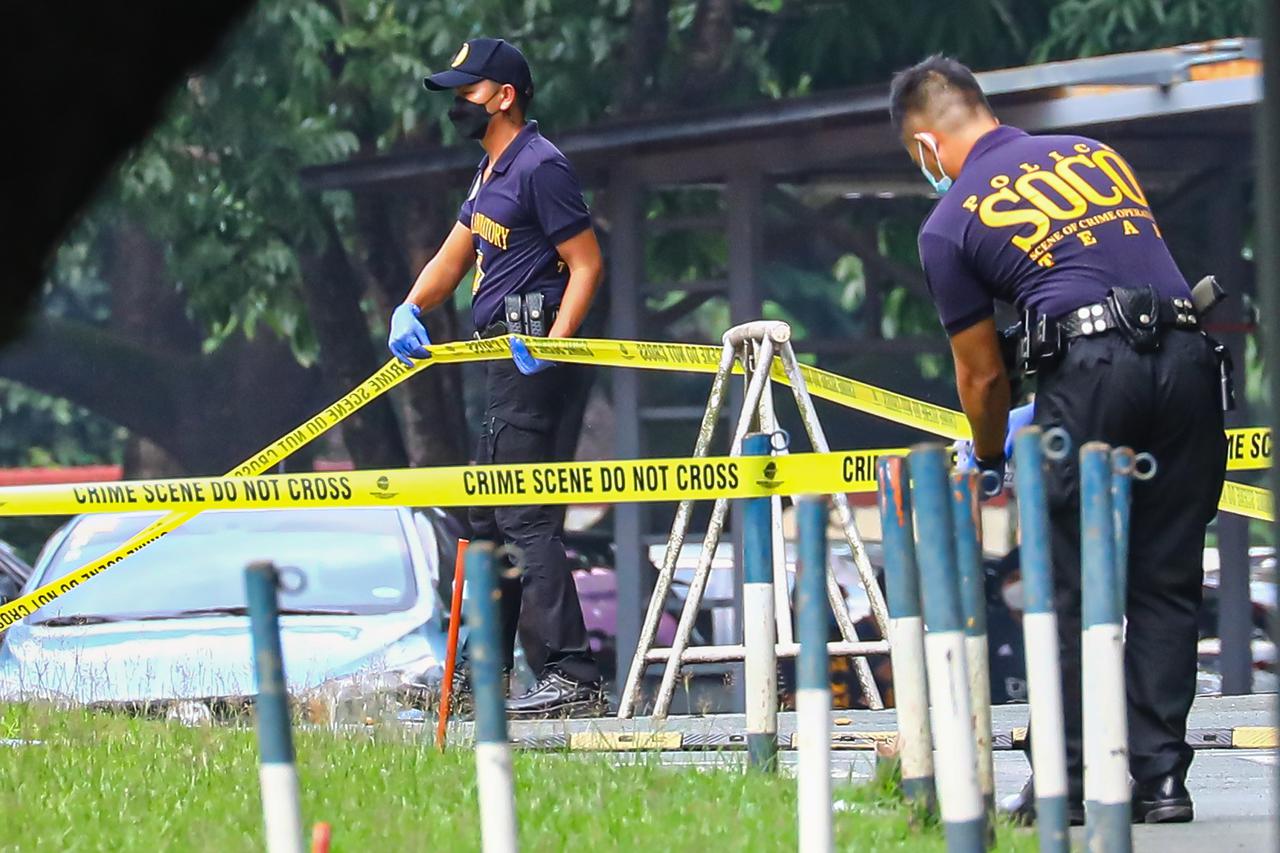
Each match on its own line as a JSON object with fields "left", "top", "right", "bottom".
{"left": 388, "top": 37, "right": 605, "bottom": 716}
{"left": 890, "top": 57, "right": 1228, "bottom": 824}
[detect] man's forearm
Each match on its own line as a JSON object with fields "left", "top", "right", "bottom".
{"left": 404, "top": 259, "right": 460, "bottom": 313}
{"left": 957, "top": 369, "right": 1011, "bottom": 459}
{"left": 549, "top": 264, "right": 601, "bottom": 337}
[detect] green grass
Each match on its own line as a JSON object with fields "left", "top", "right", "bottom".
{"left": 0, "top": 703, "right": 1037, "bottom": 851}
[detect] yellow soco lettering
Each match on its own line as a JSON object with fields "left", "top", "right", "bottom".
{"left": 1053, "top": 155, "right": 1124, "bottom": 207}
{"left": 1013, "top": 170, "right": 1089, "bottom": 220}
{"left": 1090, "top": 149, "right": 1149, "bottom": 207}
{"left": 978, "top": 185, "right": 1051, "bottom": 252}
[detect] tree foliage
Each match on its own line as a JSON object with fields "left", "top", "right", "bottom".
{"left": 6, "top": 0, "right": 1262, "bottom": 476}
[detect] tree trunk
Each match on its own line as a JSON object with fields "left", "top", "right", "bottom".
{"left": 0, "top": 315, "right": 324, "bottom": 475}
{"left": 295, "top": 203, "right": 409, "bottom": 470}
{"left": 101, "top": 221, "right": 197, "bottom": 478}
{"left": 679, "top": 0, "right": 736, "bottom": 107}
{"left": 619, "top": 0, "right": 670, "bottom": 112}
{"left": 354, "top": 192, "right": 470, "bottom": 467}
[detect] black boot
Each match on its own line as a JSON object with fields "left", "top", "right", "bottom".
{"left": 1132, "top": 774, "right": 1194, "bottom": 823}
{"left": 1002, "top": 777, "right": 1085, "bottom": 827}
{"left": 505, "top": 670, "right": 604, "bottom": 718}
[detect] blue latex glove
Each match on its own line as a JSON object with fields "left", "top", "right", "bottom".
{"left": 510, "top": 337, "right": 555, "bottom": 376}
{"left": 1004, "top": 402, "right": 1035, "bottom": 459}
{"left": 388, "top": 303, "right": 432, "bottom": 367}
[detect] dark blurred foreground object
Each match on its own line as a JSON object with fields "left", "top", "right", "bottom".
{"left": 3, "top": 2, "right": 256, "bottom": 346}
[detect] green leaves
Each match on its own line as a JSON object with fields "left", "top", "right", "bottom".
{"left": 1034, "top": 0, "right": 1256, "bottom": 60}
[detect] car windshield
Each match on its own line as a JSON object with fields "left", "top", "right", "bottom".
{"left": 30, "top": 508, "right": 417, "bottom": 624}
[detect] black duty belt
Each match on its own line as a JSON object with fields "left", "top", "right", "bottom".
{"left": 1057, "top": 295, "right": 1199, "bottom": 341}
{"left": 1005, "top": 281, "right": 1235, "bottom": 412}
{"left": 1005, "top": 287, "right": 1202, "bottom": 379}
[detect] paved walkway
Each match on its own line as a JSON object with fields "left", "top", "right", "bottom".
{"left": 491, "top": 693, "right": 1279, "bottom": 849}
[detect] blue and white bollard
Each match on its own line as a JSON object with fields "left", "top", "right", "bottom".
{"left": 245, "top": 561, "right": 305, "bottom": 853}
{"left": 877, "top": 456, "right": 935, "bottom": 811}
{"left": 908, "top": 446, "right": 985, "bottom": 852}
{"left": 743, "top": 433, "right": 778, "bottom": 771}
{"left": 1012, "top": 428, "right": 1070, "bottom": 853}
{"left": 466, "top": 542, "right": 519, "bottom": 853}
{"left": 1080, "top": 443, "right": 1132, "bottom": 852}
{"left": 950, "top": 470, "right": 995, "bottom": 830}
{"left": 1110, "top": 447, "right": 1134, "bottom": 618}
{"left": 796, "top": 495, "right": 833, "bottom": 853}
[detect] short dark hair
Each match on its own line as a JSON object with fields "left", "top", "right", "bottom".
{"left": 514, "top": 87, "right": 533, "bottom": 116}
{"left": 889, "top": 55, "right": 992, "bottom": 131}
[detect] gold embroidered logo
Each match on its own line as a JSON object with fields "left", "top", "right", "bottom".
{"left": 451, "top": 43, "right": 470, "bottom": 68}
{"left": 471, "top": 211, "right": 511, "bottom": 250}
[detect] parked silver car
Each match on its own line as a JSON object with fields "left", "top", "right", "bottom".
{"left": 0, "top": 507, "right": 456, "bottom": 724}
{"left": 0, "top": 538, "right": 31, "bottom": 606}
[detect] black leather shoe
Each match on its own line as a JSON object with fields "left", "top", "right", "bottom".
{"left": 1002, "top": 777, "right": 1085, "bottom": 827}
{"left": 505, "top": 671, "right": 604, "bottom": 718}
{"left": 1132, "top": 774, "right": 1194, "bottom": 823}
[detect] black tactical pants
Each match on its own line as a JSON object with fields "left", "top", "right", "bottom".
{"left": 1031, "top": 329, "right": 1226, "bottom": 795}
{"left": 468, "top": 359, "right": 599, "bottom": 684}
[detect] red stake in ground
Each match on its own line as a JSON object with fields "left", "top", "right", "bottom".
{"left": 436, "top": 539, "right": 469, "bottom": 750}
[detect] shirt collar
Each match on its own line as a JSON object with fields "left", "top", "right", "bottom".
{"left": 962, "top": 125, "right": 1028, "bottom": 171}
{"left": 481, "top": 121, "right": 540, "bottom": 177}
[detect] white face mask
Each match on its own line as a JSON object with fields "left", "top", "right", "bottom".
{"left": 914, "top": 133, "right": 953, "bottom": 195}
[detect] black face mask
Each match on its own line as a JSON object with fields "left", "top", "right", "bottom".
{"left": 448, "top": 91, "right": 500, "bottom": 140}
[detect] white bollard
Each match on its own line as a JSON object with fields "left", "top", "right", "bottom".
{"left": 876, "top": 456, "right": 935, "bottom": 811}
{"left": 743, "top": 432, "right": 778, "bottom": 771}
{"left": 796, "top": 496, "right": 833, "bottom": 853}
{"left": 908, "top": 447, "right": 985, "bottom": 852}
{"left": 1012, "top": 428, "right": 1071, "bottom": 853}
{"left": 1081, "top": 443, "right": 1132, "bottom": 852}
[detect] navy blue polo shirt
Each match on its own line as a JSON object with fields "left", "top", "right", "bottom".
{"left": 458, "top": 121, "right": 593, "bottom": 329}
{"left": 918, "top": 125, "right": 1191, "bottom": 335}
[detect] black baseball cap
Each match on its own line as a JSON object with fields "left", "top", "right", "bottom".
{"left": 423, "top": 38, "right": 534, "bottom": 97}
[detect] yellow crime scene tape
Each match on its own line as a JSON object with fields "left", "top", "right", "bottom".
{"left": 1218, "top": 481, "right": 1275, "bottom": 523}
{"left": 0, "top": 333, "right": 1272, "bottom": 628}
{"left": 1225, "top": 426, "right": 1272, "bottom": 471}
{"left": 0, "top": 450, "right": 895, "bottom": 516}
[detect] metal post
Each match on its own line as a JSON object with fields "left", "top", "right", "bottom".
{"left": 1210, "top": 163, "right": 1255, "bottom": 698}
{"left": 1080, "top": 444, "right": 1132, "bottom": 852}
{"left": 951, "top": 470, "right": 995, "bottom": 836}
{"left": 466, "top": 542, "right": 519, "bottom": 853}
{"left": 245, "top": 561, "right": 305, "bottom": 853}
{"left": 1012, "top": 428, "right": 1070, "bottom": 853}
{"left": 608, "top": 169, "right": 647, "bottom": 708}
{"left": 908, "top": 446, "right": 984, "bottom": 853}
{"left": 796, "top": 495, "right": 833, "bottom": 853}
{"left": 877, "top": 456, "right": 935, "bottom": 812}
{"left": 743, "top": 432, "right": 778, "bottom": 771}
{"left": 1258, "top": 0, "right": 1280, "bottom": 830}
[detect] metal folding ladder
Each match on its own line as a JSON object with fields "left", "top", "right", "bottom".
{"left": 617, "top": 320, "right": 890, "bottom": 719}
